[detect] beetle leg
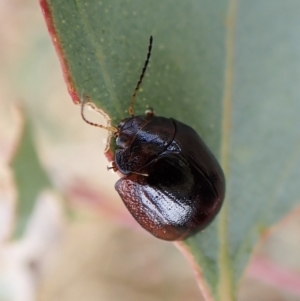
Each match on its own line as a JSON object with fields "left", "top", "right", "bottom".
{"left": 131, "top": 171, "right": 149, "bottom": 177}
{"left": 145, "top": 107, "right": 154, "bottom": 119}
{"left": 107, "top": 161, "right": 118, "bottom": 172}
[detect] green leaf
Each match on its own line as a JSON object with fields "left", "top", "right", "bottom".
{"left": 11, "top": 117, "right": 51, "bottom": 237}
{"left": 40, "top": 0, "right": 300, "bottom": 300}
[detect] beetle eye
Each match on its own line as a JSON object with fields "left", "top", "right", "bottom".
{"left": 116, "top": 134, "right": 129, "bottom": 148}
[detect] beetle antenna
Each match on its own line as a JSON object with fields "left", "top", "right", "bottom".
{"left": 128, "top": 35, "right": 153, "bottom": 117}
{"left": 81, "top": 94, "right": 118, "bottom": 133}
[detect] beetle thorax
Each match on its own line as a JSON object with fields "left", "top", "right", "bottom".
{"left": 114, "top": 115, "right": 176, "bottom": 175}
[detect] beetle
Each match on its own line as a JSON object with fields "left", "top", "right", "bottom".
{"left": 81, "top": 36, "right": 225, "bottom": 240}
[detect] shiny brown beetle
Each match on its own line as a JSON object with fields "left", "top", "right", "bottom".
{"left": 81, "top": 36, "right": 225, "bottom": 240}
